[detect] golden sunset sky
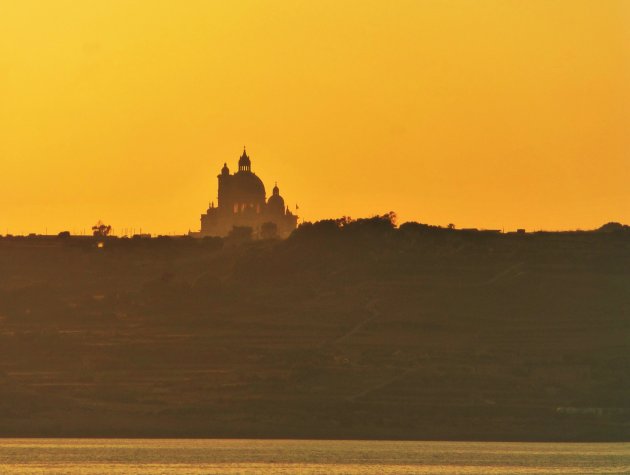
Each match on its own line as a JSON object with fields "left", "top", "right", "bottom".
{"left": 1, "top": 1, "right": 628, "bottom": 234}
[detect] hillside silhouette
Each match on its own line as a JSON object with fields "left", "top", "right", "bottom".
{"left": 0, "top": 216, "right": 628, "bottom": 440}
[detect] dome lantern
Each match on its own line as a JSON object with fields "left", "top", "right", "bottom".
{"left": 238, "top": 147, "right": 251, "bottom": 172}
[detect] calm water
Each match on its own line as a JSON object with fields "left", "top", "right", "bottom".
{"left": 0, "top": 439, "right": 628, "bottom": 474}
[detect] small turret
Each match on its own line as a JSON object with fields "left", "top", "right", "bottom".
{"left": 221, "top": 162, "right": 229, "bottom": 175}
{"left": 267, "top": 182, "right": 285, "bottom": 215}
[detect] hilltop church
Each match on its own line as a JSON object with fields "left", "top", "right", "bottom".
{"left": 195, "top": 148, "right": 298, "bottom": 238}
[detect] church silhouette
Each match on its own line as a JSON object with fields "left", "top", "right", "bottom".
{"left": 195, "top": 148, "right": 298, "bottom": 238}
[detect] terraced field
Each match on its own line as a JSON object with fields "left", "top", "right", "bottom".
{"left": 0, "top": 227, "right": 628, "bottom": 440}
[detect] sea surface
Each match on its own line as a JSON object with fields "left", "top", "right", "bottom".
{"left": 0, "top": 439, "right": 628, "bottom": 474}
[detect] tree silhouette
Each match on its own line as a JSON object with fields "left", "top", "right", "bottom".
{"left": 92, "top": 221, "right": 112, "bottom": 237}
{"left": 260, "top": 222, "right": 278, "bottom": 240}
{"left": 227, "top": 226, "right": 253, "bottom": 242}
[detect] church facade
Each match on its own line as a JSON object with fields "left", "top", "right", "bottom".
{"left": 196, "top": 148, "right": 298, "bottom": 238}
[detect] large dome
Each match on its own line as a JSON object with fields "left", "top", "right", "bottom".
{"left": 231, "top": 171, "right": 266, "bottom": 201}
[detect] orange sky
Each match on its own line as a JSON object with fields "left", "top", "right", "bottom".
{"left": 1, "top": 1, "right": 628, "bottom": 235}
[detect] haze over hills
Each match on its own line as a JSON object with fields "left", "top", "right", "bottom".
{"left": 0, "top": 217, "right": 629, "bottom": 440}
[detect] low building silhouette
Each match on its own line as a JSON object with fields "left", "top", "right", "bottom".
{"left": 196, "top": 148, "right": 298, "bottom": 238}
